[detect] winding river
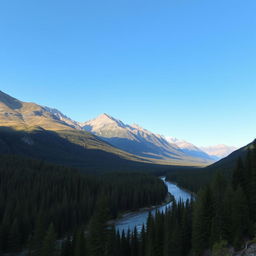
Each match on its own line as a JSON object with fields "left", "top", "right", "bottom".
{"left": 115, "top": 177, "right": 192, "bottom": 233}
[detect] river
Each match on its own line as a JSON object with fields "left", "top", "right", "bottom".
{"left": 115, "top": 177, "right": 192, "bottom": 233}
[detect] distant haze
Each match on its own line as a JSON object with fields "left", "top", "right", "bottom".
{"left": 200, "top": 145, "right": 238, "bottom": 159}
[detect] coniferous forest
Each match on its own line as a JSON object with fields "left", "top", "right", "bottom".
{"left": 61, "top": 140, "right": 256, "bottom": 256}
{"left": 0, "top": 140, "right": 255, "bottom": 256}
{"left": 0, "top": 155, "right": 166, "bottom": 254}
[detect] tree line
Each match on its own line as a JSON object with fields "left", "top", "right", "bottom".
{"left": 0, "top": 155, "right": 167, "bottom": 254}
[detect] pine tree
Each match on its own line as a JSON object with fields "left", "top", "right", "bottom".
{"left": 249, "top": 143, "right": 256, "bottom": 221}
{"left": 0, "top": 224, "right": 3, "bottom": 253}
{"left": 73, "top": 229, "right": 87, "bottom": 256}
{"left": 210, "top": 173, "right": 226, "bottom": 246}
{"left": 222, "top": 185, "right": 234, "bottom": 243}
{"left": 88, "top": 196, "right": 110, "bottom": 256}
{"left": 8, "top": 219, "right": 21, "bottom": 253}
{"left": 232, "top": 157, "right": 245, "bottom": 190}
{"left": 139, "top": 225, "right": 146, "bottom": 256}
{"left": 40, "top": 223, "right": 57, "bottom": 256}
{"left": 131, "top": 227, "right": 138, "bottom": 256}
{"left": 30, "top": 214, "right": 45, "bottom": 256}
{"left": 145, "top": 212, "right": 156, "bottom": 256}
{"left": 231, "top": 187, "right": 249, "bottom": 249}
{"left": 105, "top": 225, "right": 115, "bottom": 256}
{"left": 192, "top": 186, "right": 213, "bottom": 255}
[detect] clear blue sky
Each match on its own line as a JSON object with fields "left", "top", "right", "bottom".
{"left": 0, "top": 0, "right": 255, "bottom": 147}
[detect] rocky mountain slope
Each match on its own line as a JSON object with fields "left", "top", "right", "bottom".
{"left": 0, "top": 91, "right": 157, "bottom": 170}
{"left": 0, "top": 90, "right": 237, "bottom": 167}
{"left": 0, "top": 90, "right": 212, "bottom": 168}
{"left": 81, "top": 114, "right": 214, "bottom": 165}
{"left": 166, "top": 137, "right": 215, "bottom": 160}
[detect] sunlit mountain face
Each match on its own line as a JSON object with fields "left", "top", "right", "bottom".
{"left": 0, "top": 90, "right": 235, "bottom": 167}
{"left": 80, "top": 113, "right": 215, "bottom": 165}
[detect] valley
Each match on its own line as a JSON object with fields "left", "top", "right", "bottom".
{"left": 0, "top": 0, "right": 255, "bottom": 254}
{"left": 0, "top": 90, "right": 254, "bottom": 256}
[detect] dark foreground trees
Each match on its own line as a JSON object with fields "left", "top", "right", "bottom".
{"left": 1, "top": 140, "right": 256, "bottom": 255}
{"left": 0, "top": 155, "right": 166, "bottom": 254}
{"left": 61, "top": 140, "right": 256, "bottom": 256}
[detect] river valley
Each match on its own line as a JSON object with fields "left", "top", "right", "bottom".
{"left": 115, "top": 177, "right": 192, "bottom": 233}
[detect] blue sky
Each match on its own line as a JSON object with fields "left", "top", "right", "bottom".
{"left": 0, "top": 0, "right": 255, "bottom": 147}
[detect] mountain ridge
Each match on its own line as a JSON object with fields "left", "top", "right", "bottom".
{"left": 0, "top": 90, "right": 209, "bottom": 167}
{"left": 81, "top": 113, "right": 214, "bottom": 164}
{"left": 0, "top": 90, "right": 237, "bottom": 167}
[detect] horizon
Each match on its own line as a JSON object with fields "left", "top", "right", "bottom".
{"left": 1, "top": 1, "right": 255, "bottom": 148}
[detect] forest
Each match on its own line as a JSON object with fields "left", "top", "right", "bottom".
{"left": 0, "top": 155, "right": 167, "bottom": 254}
{"left": 59, "top": 140, "right": 256, "bottom": 256}
{"left": 0, "top": 140, "right": 255, "bottom": 256}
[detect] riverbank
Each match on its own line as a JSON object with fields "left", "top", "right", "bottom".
{"left": 109, "top": 190, "right": 174, "bottom": 226}
{"left": 114, "top": 177, "right": 192, "bottom": 233}
{"left": 164, "top": 177, "right": 197, "bottom": 199}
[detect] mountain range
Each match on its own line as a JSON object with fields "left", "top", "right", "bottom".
{"left": 81, "top": 114, "right": 236, "bottom": 163}
{"left": 0, "top": 90, "right": 237, "bottom": 169}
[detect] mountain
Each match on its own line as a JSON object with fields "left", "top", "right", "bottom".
{"left": 80, "top": 114, "right": 214, "bottom": 165}
{"left": 0, "top": 91, "right": 159, "bottom": 170}
{"left": 165, "top": 139, "right": 256, "bottom": 194}
{"left": 0, "top": 90, "right": 212, "bottom": 170}
{"left": 0, "top": 90, "right": 80, "bottom": 131}
{"left": 166, "top": 137, "right": 215, "bottom": 160}
{"left": 206, "top": 140, "right": 255, "bottom": 172}
{"left": 43, "top": 106, "right": 82, "bottom": 130}
{"left": 200, "top": 144, "right": 237, "bottom": 159}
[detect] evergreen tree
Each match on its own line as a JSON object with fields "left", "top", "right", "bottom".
{"left": 30, "top": 214, "right": 45, "bottom": 256}
{"left": 88, "top": 196, "right": 110, "bottom": 256}
{"left": 192, "top": 186, "right": 213, "bottom": 254}
{"left": 139, "top": 225, "right": 146, "bottom": 256}
{"left": 231, "top": 187, "right": 249, "bottom": 249}
{"left": 73, "top": 229, "right": 87, "bottom": 256}
{"left": 232, "top": 157, "right": 245, "bottom": 190}
{"left": 40, "top": 223, "right": 57, "bottom": 256}
{"left": 104, "top": 225, "right": 116, "bottom": 256}
{"left": 131, "top": 227, "right": 138, "bottom": 256}
{"left": 8, "top": 219, "right": 21, "bottom": 253}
